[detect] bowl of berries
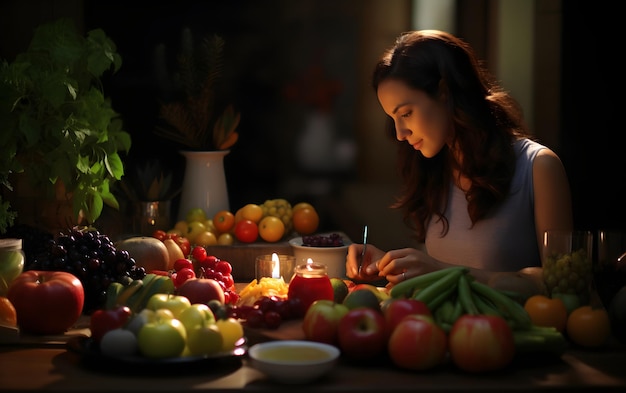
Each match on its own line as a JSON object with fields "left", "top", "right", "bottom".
{"left": 288, "top": 233, "right": 350, "bottom": 279}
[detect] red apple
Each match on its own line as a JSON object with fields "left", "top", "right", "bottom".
{"left": 382, "top": 298, "right": 432, "bottom": 337}
{"left": 387, "top": 314, "right": 447, "bottom": 370}
{"left": 7, "top": 270, "right": 84, "bottom": 335}
{"left": 337, "top": 308, "right": 386, "bottom": 360}
{"left": 302, "top": 299, "right": 350, "bottom": 345}
{"left": 176, "top": 278, "right": 225, "bottom": 305}
{"left": 448, "top": 314, "right": 515, "bottom": 373}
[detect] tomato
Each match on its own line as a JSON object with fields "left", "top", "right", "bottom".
{"left": 258, "top": 215, "right": 285, "bottom": 242}
{"left": 152, "top": 229, "right": 168, "bottom": 242}
{"left": 191, "top": 246, "right": 207, "bottom": 262}
{"left": 173, "top": 258, "right": 193, "bottom": 272}
{"left": 524, "top": 295, "right": 568, "bottom": 332}
{"left": 566, "top": 305, "right": 611, "bottom": 348}
{"left": 7, "top": 271, "right": 85, "bottom": 335}
{"left": 292, "top": 207, "right": 319, "bottom": 235}
{"left": 234, "top": 219, "right": 258, "bottom": 243}
{"left": 448, "top": 314, "right": 515, "bottom": 373}
{"left": 213, "top": 210, "right": 235, "bottom": 234}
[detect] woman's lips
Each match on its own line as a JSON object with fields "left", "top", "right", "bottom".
{"left": 411, "top": 139, "right": 423, "bottom": 150}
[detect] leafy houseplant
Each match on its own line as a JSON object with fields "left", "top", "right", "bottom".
{"left": 0, "top": 18, "right": 131, "bottom": 234}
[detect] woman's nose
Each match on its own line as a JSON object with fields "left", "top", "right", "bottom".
{"left": 396, "top": 125, "right": 410, "bottom": 141}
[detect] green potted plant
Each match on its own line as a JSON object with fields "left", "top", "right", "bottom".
{"left": 0, "top": 18, "right": 131, "bottom": 234}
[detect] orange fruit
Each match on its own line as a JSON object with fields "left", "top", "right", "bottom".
{"left": 240, "top": 203, "right": 264, "bottom": 223}
{"left": 213, "top": 210, "right": 235, "bottom": 234}
{"left": 292, "top": 207, "right": 319, "bottom": 235}
{"left": 292, "top": 202, "right": 315, "bottom": 214}
{"left": 258, "top": 216, "right": 286, "bottom": 242}
{"left": 0, "top": 296, "right": 17, "bottom": 327}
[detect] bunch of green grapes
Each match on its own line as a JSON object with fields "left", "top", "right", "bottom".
{"left": 542, "top": 248, "right": 592, "bottom": 303}
{"left": 261, "top": 199, "right": 293, "bottom": 234}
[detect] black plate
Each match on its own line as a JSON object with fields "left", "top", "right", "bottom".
{"left": 66, "top": 335, "right": 247, "bottom": 373}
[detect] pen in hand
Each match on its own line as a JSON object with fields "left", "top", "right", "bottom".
{"left": 357, "top": 225, "right": 368, "bottom": 275}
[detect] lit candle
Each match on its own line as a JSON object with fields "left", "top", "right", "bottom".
{"left": 271, "top": 252, "right": 281, "bottom": 279}
{"left": 287, "top": 260, "right": 334, "bottom": 316}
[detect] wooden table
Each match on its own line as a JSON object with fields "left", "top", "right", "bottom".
{"left": 2, "top": 278, "right": 626, "bottom": 392}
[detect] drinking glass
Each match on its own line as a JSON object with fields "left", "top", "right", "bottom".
{"left": 541, "top": 230, "right": 593, "bottom": 305}
{"left": 595, "top": 230, "right": 626, "bottom": 308}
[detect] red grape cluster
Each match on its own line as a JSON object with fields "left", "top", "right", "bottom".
{"left": 301, "top": 233, "right": 344, "bottom": 247}
{"left": 226, "top": 295, "right": 302, "bottom": 329}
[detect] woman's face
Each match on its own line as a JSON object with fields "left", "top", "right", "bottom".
{"left": 377, "top": 79, "right": 450, "bottom": 158}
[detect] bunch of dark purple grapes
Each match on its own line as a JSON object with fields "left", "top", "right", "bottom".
{"left": 301, "top": 233, "right": 344, "bottom": 247}
{"left": 28, "top": 227, "right": 146, "bottom": 314}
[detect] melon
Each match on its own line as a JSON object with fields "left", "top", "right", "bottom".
{"left": 116, "top": 236, "right": 170, "bottom": 273}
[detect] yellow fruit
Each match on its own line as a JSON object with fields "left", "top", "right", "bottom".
{"left": 162, "top": 238, "right": 184, "bottom": 269}
{"left": 203, "top": 219, "right": 216, "bottom": 233}
{"left": 174, "top": 220, "right": 189, "bottom": 234}
{"left": 186, "top": 221, "right": 207, "bottom": 244}
{"left": 167, "top": 228, "right": 184, "bottom": 237}
{"left": 258, "top": 216, "right": 285, "bottom": 242}
{"left": 217, "top": 233, "right": 234, "bottom": 245}
{"left": 240, "top": 203, "right": 264, "bottom": 223}
{"left": 195, "top": 231, "right": 218, "bottom": 246}
{"left": 292, "top": 207, "right": 319, "bottom": 235}
{"left": 216, "top": 317, "right": 244, "bottom": 351}
{"left": 261, "top": 199, "right": 293, "bottom": 234}
{"left": 115, "top": 236, "right": 170, "bottom": 273}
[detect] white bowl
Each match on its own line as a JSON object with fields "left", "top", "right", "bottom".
{"left": 248, "top": 340, "right": 340, "bottom": 384}
{"left": 289, "top": 234, "right": 350, "bottom": 279}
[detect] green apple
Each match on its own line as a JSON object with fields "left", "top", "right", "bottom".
{"left": 137, "top": 315, "right": 187, "bottom": 359}
{"left": 146, "top": 293, "right": 191, "bottom": 318}
{"left": 178, "top": 303, "right": 216, "bottom": 334}
{"left": 125, "top": 308, "right": 155, "bottom": 336}
{"left": 186, "top": 323, "right": 223, "bottom": 356}
{"left": 186, "top": 208, "right": 207, "bottom": 223}
{"left": 0, "top": 239, "right": 25, "bottom": 296}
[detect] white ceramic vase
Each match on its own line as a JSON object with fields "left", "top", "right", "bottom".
{"left": 178, "top": 150, "right": 230, "bottom": 222}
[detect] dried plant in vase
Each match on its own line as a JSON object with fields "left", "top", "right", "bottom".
{"left": 155, "top": 30, "right": 240, "bottom": 151}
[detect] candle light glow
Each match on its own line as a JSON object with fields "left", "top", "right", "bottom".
{"left": 271, "top": 252, "right": 281, "bottom": 279}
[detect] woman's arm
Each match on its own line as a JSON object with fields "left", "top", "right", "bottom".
{"left": 532, "top": 148, "right": 574, "bottom": 245}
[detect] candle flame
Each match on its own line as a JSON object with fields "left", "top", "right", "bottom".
{"left": 271, "top": 253, "right": 280, "bottom": 279}
{"left": 306, "top": 257, "right": 314, "bottom": 271}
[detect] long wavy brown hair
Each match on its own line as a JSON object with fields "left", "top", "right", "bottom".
{"left": 372, "top": 30, "right": 532, "bottom": 242}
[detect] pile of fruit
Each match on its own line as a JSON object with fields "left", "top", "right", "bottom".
{"left": 157, "top": 199, "right": 320, "bottom": 248}
{"left": 299, "top": 267, "right": 612, "bottom": 373}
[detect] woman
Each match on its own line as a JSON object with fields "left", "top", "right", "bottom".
{"left": 346, "top": 30, "right": 572, "bottom": 293}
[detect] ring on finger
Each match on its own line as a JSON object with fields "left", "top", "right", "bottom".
{"left": 402, "top": 272, "right": 406, "bottom": 281}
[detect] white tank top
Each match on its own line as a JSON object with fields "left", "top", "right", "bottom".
{"left": 425, "top": 138, "right": 545, "bottom": 271}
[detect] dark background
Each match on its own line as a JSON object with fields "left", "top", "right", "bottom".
{"left": 1, "top": 0, "right": 624, "bottom": 245}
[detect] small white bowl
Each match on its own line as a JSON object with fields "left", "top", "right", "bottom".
{"left": 289, "top": 234, "right": 350, "bottom": 279}
{"left": 248, "top": 340, "right": 340, "bottom": 384}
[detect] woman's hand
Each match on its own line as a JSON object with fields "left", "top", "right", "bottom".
{"left": 376, "top": 248, "right": 444, "bottom": 287}
{"left": 345, "top": 243, "right": 385, "bottom": 281}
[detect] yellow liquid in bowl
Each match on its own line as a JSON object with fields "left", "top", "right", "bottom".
{"left": 257, "top": 346, "right": 331, "bottom": 363}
